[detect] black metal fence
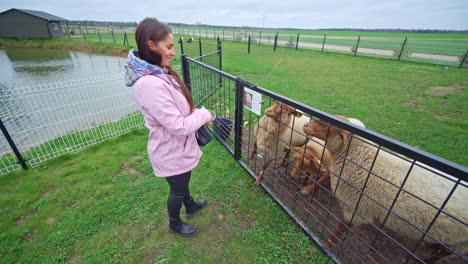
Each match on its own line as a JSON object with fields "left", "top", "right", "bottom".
{"left": 181, "top": 55, "right": 468, "bottom": 264}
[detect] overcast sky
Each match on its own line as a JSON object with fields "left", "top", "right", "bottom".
{"left": 1, "top": 0, "right": 467, "bottom": 30}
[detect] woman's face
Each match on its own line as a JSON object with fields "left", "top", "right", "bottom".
{"left": 149, "top": 33, "right": 176, "bottom": 67}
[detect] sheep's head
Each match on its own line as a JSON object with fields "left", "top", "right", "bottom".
{"left": 264, "top": 100, "right": 302, "bottom": 119}
{"left": 303, "top": 115, "right": 352, "bottom": 152}
{"left": 289, "top": 146, "right": 323, "bottom": 180}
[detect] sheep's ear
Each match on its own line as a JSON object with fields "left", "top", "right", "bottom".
{"left": 292, "top": 111, "right": 303, "bottom": 118}
{"left": 335, "top": 115, "right": 349, "bottom": 122}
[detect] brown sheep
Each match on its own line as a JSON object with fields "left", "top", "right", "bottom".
{"left": 289, "top": 138, "right": 333, "bottom": 196}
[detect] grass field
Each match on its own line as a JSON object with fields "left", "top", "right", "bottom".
{"left": 173, "top": 26, "right": 468, "bottom": 39}
{"left": 0, "top": 129, "right": 331, "bottom": 264}
{"left": 0, "top": 36, "right": 466, "bottom": 263}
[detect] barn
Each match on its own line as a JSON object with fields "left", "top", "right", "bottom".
{"left": 0, "top": 8, "right": 67, "bottom": 38}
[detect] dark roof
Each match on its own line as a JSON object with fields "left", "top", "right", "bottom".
{"left": 0, "top": 8, "right": 67, "bottom": 21}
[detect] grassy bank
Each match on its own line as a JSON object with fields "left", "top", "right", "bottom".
{"left": 0, "top": 38, "right": 131, "bottom": 58}
{"left": 0, "top": 129, "right": 330, "bottom": 263}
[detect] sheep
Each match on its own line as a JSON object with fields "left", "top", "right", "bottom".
{"left": 248, "top": 101, "right": 310, "bottom": 186}
{"left": 302, "top": 115, "right": 468, "bottom": 263}
{"left": 288, "top": 119, "right": 364, "bottom": 196}
{"left": 187, "top": 37, "right": 194, "bottom": 43}
{"left": 288, "top": 138, "right": 333, "bottom": 196}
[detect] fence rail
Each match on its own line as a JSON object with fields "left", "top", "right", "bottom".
{"left": 181, "top": 55, "right": 468, "bottom": 264}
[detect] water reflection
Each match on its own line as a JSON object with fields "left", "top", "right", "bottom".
{"left": 0, "top": 48, "right": 133, "bottom": 155}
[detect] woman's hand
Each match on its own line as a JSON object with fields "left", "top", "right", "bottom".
{"left": 201, "top": 106, "right": 215, "bottom": 126}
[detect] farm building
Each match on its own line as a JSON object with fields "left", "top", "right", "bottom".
{"left": 0, "top": 8, "right": 67, "bottom": 38}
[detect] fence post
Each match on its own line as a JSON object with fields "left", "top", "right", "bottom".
{"left": 398, "top": 37, "right": 408, "bottom": 60}
{"left": 179, "top": 36, "right": 184, "bottom": 55}
{"left": 123, "top": 31, "right": 128, "bottom": 46}
{"left": 111, "top": 26, "right": 116, "bottom": 44}
{"left": 94, "top": 22, "right": 101, "bottom": 42}
{"left": 181, "top": 55, "right": 191, "bottom": 91}
{"left": 198, "top": 38, "right": 203, "bottom": 61}
{"left": 84, "top": 21, "right": 89, "bottom": 34}
{"left": 354, "top": 36, "right": 361, "bottom": 56}
{"left": 78, "top": 23, "right": 86, "bottom": 40}
{"left": 65, "top": 21, "right": 71, "bottom": 40}
{"left": 459, "top": 49, "right": 468, "bottom": 68}
{"left": 274, "top": 32, "right": 278, "bottom": 52}
{"left": 234, "top": 78, "right": 244, "bottom": 160}
{"left": 218, "top": 39, "right": 223, "bottom": 85}
{"left": 322, "top": 34, "right": 326, "bottom": 52}
{"left": 296, "top": 33, "right": 300, "bottom": 49}
{"left": 218, "top": 37, "right": 222, "bottom": 70}
{"left": 248, "top": 35, "right": 251, "bottom": 54}
{"left": 0, "top": 118, "right": 28, "bottom": 170}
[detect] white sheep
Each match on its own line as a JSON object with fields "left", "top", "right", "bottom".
{"left": 249, "top": 101, "right": 310, "bottom": 185}
{"left": 303, "top": 115, "right": 468, "bottom": 263}
{"left": 289, "top": 138, "right": 333, "bottom": 196}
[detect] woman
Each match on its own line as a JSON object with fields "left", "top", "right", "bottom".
{"left": 124, "top": 18, "right": 213, "bottom": 237}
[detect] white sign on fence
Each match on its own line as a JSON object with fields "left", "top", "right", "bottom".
{"left": 244, "top": 87, "right": 262, "bottom": 115}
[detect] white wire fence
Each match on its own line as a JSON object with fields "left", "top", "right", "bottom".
{"left": 171, "top": 27, "right": 468, "bottom": 68}
{"left": 0, "top": 73, "right": 144, "bottom": 175}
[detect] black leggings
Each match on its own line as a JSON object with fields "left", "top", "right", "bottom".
{"left": 165, "top": 170, "right": 194, "bottom": 222}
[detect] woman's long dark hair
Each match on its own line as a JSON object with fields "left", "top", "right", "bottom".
{"left": 135, "top": 18, "right": 194, "bottom": 111}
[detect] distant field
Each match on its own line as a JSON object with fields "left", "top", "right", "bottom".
{"left": 173, "top": 28, "right": 468, "bottom": 66}
{"left": 172, "top": 26, "right": 468, "bottom": 39}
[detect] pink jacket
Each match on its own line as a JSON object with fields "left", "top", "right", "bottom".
{"left": 133, "top": 73, "right": 212, "bottom": 177}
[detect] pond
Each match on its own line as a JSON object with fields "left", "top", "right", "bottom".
{"left": 0, "top": 48, "right": 136, "bottom": 155}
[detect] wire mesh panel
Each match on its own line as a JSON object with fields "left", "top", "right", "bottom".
{"left": 184, "top": 57, "right": 236, "bottom": 153}
{"left": 0, "top": 74, "right": 144, "bottom": 174}
{"left": 402, "top": 39, "right": 468, "bottom": 67}
{"left": 183, "top": 55, "right": 468, "bottom": 264}
{"left": 277, "top": 33, "right": 299, "bottom": 49}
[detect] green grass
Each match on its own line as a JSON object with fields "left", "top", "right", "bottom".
{"left": 0, "top": 129, "right": 330, "bottom": 263}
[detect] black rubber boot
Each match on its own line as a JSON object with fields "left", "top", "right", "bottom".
{"left": 168, "top": 192, "right": 197, "bottom": 237}
{"left": 169, "top": 218, "right": 197, "bottom": 237}
{"left": 185, "top": 198, "right": 208, "bottom": 219}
